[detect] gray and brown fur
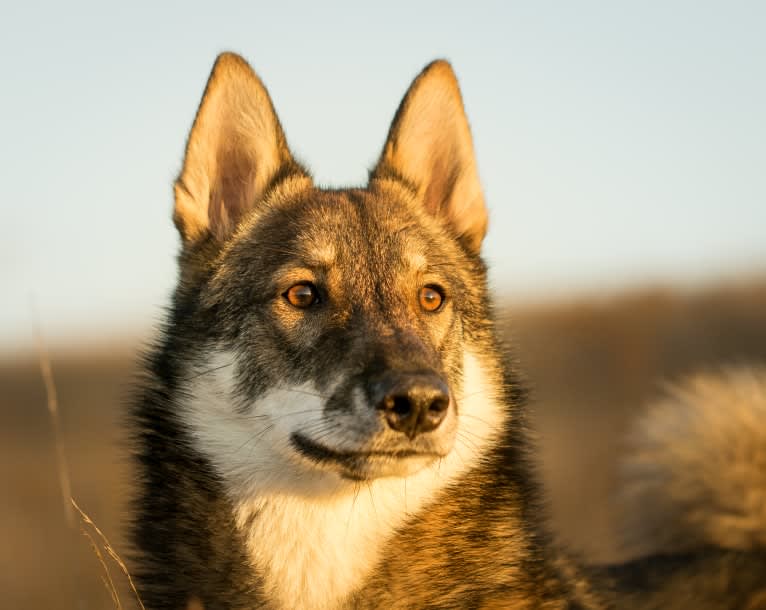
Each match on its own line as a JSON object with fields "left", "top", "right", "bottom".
{"left": 616, "top": 366, "right": 766, "bottom": 558}
{"left": 131, "top": 53, "right": 766, "bottom": 609}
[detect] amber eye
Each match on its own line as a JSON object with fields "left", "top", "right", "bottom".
{"left": 284, "top": 283, "right": 319, "bottom": 309}
{"left": 419, "top": 286, "right": 444, "bottom": 312}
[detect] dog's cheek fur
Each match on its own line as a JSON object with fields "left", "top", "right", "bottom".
{"left": 182, "top": 349, "right": 336, "bottom": 496}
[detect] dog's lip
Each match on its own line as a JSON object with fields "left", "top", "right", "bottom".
{"left": 290, "top": 432, "right": 440, "bottom": 467}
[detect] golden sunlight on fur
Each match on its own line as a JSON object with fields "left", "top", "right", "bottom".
{"left": 174, "top": 53, "right": 294, "bottom": 241}
{"left": 374, "top": 60, "right": 487, "bottom": 253}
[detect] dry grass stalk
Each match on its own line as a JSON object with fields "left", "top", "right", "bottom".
{"left": 34, "top": 310, "right": 75, "bottom": 528}
{"left": 82, "top": 527, "right": 122, "bottom": 609}
{"left": 31, "top": 304, "right": 144, "bottom": 609}
{"left": 72, "top": 498, "right": 147, "bottom": 610}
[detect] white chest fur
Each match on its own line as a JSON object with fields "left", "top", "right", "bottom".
{"left": 237, "top": 474, "right": 434, "bottom": 609}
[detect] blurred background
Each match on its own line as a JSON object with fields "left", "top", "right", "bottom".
{"left": 2, "top": 2, "right": 765, "bottom": 608}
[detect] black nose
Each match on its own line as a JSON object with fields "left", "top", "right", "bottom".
{"left": 372, "top": 373, "right": 450, "bottom": 439}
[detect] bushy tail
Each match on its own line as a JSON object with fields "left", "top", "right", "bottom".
{"left": 615, "top": 366, "right": 766, "bottom": 558}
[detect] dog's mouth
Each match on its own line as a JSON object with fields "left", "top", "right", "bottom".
{"left": 290, "top": 432, "right": 442, "bottom": 480}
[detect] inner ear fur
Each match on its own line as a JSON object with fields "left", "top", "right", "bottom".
{"left": 371, "top": 60, "right": 488, "bottom": 254}
{"left": 174, "top": 52, "right": 307, "bottom": 243}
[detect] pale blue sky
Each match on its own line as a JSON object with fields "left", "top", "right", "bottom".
{"left": 2, "top": 2, "right": 765, "bottom": 351}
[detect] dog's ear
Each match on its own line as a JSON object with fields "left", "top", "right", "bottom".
{"left": 174, "top": 53, "right": 305, "bottom": 242}
{"left": 371, "top": 60, "right": 487, "bottom": 254}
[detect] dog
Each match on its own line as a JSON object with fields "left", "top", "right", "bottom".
{"left": 131, "top": 53, "right": 766, "bottom": 609}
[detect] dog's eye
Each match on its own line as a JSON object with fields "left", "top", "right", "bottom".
{"left": 419, "top": 286, "right": 444, "bottom": 312}
{"left": 284, "top": 283, "right": 319, "bottom": 309}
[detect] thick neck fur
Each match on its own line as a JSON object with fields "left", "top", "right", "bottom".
{"left": 181, "top": 348, "right": 507, "bottom": 610}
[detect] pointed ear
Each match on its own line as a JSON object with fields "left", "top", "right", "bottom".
{"left": 371, "top": 60, "right": 488, "bottom": 253}
{"left": 174, "top": 53, "right": 306, "bottom": 242}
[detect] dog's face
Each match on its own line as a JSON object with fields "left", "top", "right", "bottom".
{"left": 172, "top": 54, "right": 503, "bottom": 496}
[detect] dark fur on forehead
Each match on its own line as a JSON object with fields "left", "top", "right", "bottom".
{"left": 202, "top": 185, "right": 485, "bottom": 303}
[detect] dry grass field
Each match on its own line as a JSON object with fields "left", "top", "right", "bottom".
{"left": 3, "top": 279, "right": 766, "bottom": 609}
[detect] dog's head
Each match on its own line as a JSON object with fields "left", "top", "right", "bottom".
{"left": 171, "top": 54, "right": 506, "bottom": 496}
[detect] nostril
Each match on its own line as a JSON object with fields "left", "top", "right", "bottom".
{"left": 391, "top": 395, "right": 412, "bottom": 417}
{"left": 429, "top": 396, "right": 449, "bottom": 414}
